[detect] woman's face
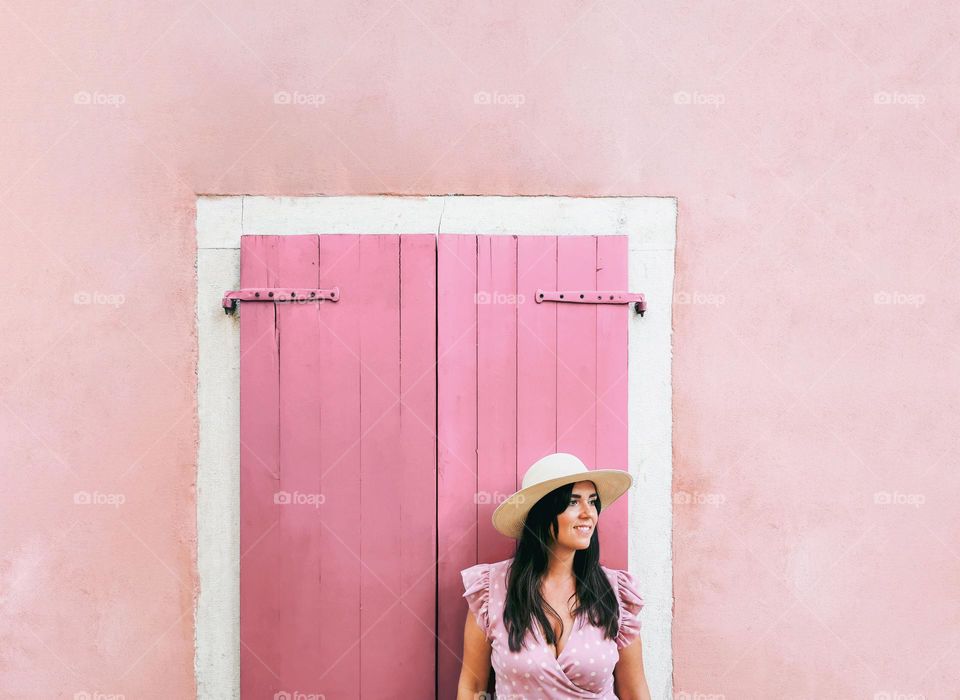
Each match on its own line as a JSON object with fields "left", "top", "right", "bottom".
{"left": 552, "top": 480, "right": 599, "bottom": 550}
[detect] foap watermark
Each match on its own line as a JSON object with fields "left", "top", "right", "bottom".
{"left": 74, "top": 692, "right": 126, "bottom": 700}
{"left": 873, "top": 692, "right": 925, "bottom": 700}
{"left": 873, "top": 291, "right": 924, "bottom": 307}
{"left": 675, "top": 692, "right": 726, "bottom": 700}
{"left": 674, "top": 291, "right": 725, "bottom": 306}
{"left": 474, "top": 490, "right": 519, "bottom": 505}
{"left": 673, "top": 490, "right": 726, "bottom": 507}
{"left": 274, "top": 90, "right": 326, "bottom": 108}
{"left": 474, "top": 291, "right": 525, "bottom": 305}
{"left": 73, "top": 91, "right": 126, "bottom": 108}
{"left": 273, "top": 692, "right": 325, "bottom": 700}
{"left": 74, "top": 491, "right": 126, "bottom": 508}
{"left": 274, "top": 490, "right": 326, "bottom": 508}
{"left": 473, "top": 90, "right": 525, "bottom": 108}
{"left": 873, "top": 491, "right": 925, "bottom": 508}
{"left": 873, "top": 91, "right": 925, "bottom": 109}
{"left": 74, "top": 291, "right": 126, "bottom": 308}
{"left": 673, "top": 90, "right": 725, "bottom": 108}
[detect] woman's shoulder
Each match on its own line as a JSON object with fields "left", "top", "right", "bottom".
{"left": 598, "top": 564, "right": 645, "bottom": 648}
{"left": 598, "top": 562, "right": 634, "bottom": 582}
{"left": 598, "top": 564, "right": 644, "bottom": 605}
{"left": 460, "top": 557, "right": 514, "bottom": 639}
{"left": 482, "top": 557, "right": 514, "bottom": 589}
{"left": 460, "top": 557, "right": 514, "bottom": 591}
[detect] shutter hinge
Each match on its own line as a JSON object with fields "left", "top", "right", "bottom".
{"left": 535, "top": 289, "right": 647, "bottom": 316}
{"left": 222, "top": 287, "right": 340, "bottom": 314}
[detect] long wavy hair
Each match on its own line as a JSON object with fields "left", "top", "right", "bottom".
{"left": 502, "top": 481, "right": 620, "bottom": 652}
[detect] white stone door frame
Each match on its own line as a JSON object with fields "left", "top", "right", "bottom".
{"left": 194, "top": 195, "right": 677, "bottom": 699}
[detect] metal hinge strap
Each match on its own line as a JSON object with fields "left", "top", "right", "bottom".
{"left": 222, "top": 287, "right": 340, "bottom": 314}
{"left": 535, "top": 289, "right": 646, "bottom": 316}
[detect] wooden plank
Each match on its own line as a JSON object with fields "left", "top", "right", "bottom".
{"left": 517, "top": 236, "right": 559, "bottom": 479}
{"left": 556, "top": 236, "right": 600, "bottom": 548}
{"left": 437, "top": 233, "right": 479, "bottom": 700}
{"left": 397, "top": 234, "right": 439, "bottom": 696}
{"left": 477, "top": 234, "right": 518, "bottom": 564}
{"left": 556, "top": 236, "right": 606, "bottom": 560}
{"left": 357, "top": 235, "right": 404, "bottom": 699}
{"left": 239, "top": 235, "right": 283, "bottom": 698}
{"left": 596, "top": 235, "right": 630, "bottom": 569}
{"left": 276, "top": 235, "right": 324, "bottom": 691}
{"left": 316, "top": 234, "right": 362, "bottom": 697}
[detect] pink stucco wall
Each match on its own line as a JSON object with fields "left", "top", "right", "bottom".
{"left": 2, "top": 2, "right": 958, "bottom": 697}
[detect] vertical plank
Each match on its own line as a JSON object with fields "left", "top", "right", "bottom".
{"left": 239, "top": 235, "right": 283, "bottom": 698}
{"left": 477, "top": 234, "right": 518, "bottom": 564}
{"left": 357, "top": 235, "right": 403, "bottom": 700}
{"left": 316, "top": 234, "right": 362, "bottom": 697}
{"left": 276, "top": 235, "right": 323, "bottom": 691}
{"left": 556, "top": 236, "right": 599, "bottom": 546}
{"left": 596, "top": 235, "right": 630, "bottom": 569}
{"left": 437, "top": 233, "right": 479, "bottom": 700}
{"left": 398, "top": 234, "right": 439, "bottom": 696}
{"left": 517, "top": 236, "right": 559, "bottom": 479}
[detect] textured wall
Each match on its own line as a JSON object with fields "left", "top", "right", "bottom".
{"left": 1, "top": 1, "right": 958, "bottom": 698}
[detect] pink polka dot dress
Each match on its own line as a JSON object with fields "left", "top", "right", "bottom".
{"left": 461, "top": 557, "right": 644, "bottom": 699}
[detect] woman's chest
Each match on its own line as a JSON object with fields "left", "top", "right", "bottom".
{"left": 540, "top": 588, "right": 578, "bottom": 655}
{"left": 491, "top": 623, "right": 620, "bottom": 696}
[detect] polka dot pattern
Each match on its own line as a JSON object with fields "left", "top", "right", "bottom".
{"left": 461, "top": 558, "right": 645, "bottom": 698}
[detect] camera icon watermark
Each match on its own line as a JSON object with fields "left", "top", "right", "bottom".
{"left": 873, "top": 290, "right": 924, "bottom": 307}
{"left": 673, "top": 90, "right": 725, "bottom": 108}
{"left": 873, "top": 91, "right": 925, "bottom": 108}
{"left": 873, "top": 491, "right": 925, "bottom": 508}
{"left": 73, "top": 91, "right": 126, "bottom": 108}
{"left": 73, "top": 290, "right": 126, "bottom": 308}
{"left": 274, "top": 490, "right": 326, "bottom": 508}
{"left": 474, "top": 291, "right": 525, "bottom": 305}
{"left": 473, "top": 90, "right": 525, "bottom": 108}
{"left": 673, "top": 490, "right": 726, "bottom": 507}
{"left": 73, "top": 491, "right": 126, "bottom": 508}
{"left": 474, "top": 490, "right": 516, "bottom": 505}
{"left": 674, "top": 290, "right": 725, "bottom": 306}
{"left": 274, "top": 90, "right": 326, "bottom": 107}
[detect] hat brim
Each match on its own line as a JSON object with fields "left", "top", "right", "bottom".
{"left": 491, "top": 469, "right": 633, "bottom": 539}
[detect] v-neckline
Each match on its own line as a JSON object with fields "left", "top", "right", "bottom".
{"left": 548, "top": 612, "right": 584, "bottom": 662}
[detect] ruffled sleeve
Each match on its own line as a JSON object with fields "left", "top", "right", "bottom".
{"left": 614, "top": 568, "right": 645, "bottom": 650}
{"left": 461, "top": 562, "right": 492, "bottom": 641}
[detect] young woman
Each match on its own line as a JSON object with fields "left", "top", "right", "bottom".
{"left": 457, "top": 452, "right": 651, "bottom": 700}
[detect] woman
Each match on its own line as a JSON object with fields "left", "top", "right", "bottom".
{"left": 456, "top": 452, "right": 651, "bottom": 700}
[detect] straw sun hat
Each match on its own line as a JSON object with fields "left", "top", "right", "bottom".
{"left": 491, "top": 452, "right": 633, "bottom": 539}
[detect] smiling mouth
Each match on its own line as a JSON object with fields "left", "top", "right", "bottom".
{"left": 574, "top": 525, "right": 593, "bottom": 535}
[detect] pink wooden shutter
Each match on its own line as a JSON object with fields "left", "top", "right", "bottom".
{"left": 436, "top": 234, "right": 631, "bottom": 699}
{"left": 237, "top": 232, "right": 631, "bottom": 698}
{"left": 238, "top": 234, "right": 437, "bottom": 699}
